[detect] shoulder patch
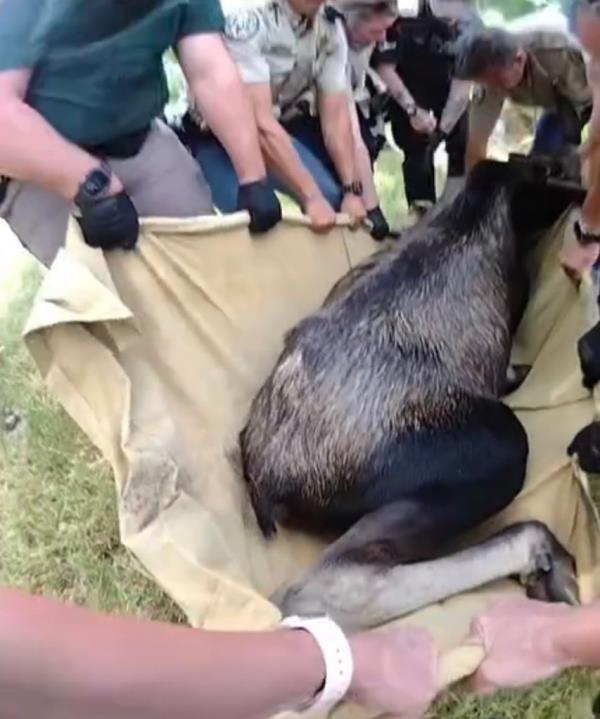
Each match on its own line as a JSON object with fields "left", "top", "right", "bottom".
{"left": 224, "top": 9, "right": 261, "bottom": 41}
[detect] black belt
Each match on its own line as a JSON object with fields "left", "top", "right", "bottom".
{"left": 82, "top": 124, "right": 151, "bottom": 160}
{"left": 0, "top": 125, "right": 151, "bottom": 206}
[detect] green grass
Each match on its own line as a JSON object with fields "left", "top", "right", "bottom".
{"left": 1, "top": 194, "right": 600, "bottom": 717}
{"left": 0, "top": 257, "right": 184, "bottom": 623}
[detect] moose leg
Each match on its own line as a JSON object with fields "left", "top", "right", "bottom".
{"left": 273, "top": 520, "right": 579, "bottom": 632}
{"left": 272, "top": 400, "right": 575, "bottom": 631}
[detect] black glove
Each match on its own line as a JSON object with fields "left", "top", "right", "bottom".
{"left": 567, "top": 420, "right": 600, "bottom": 474}
{"left": 366, "top": 206, "right": 390, "bottom": 241}
{"left": 237, "top": 180, "right": 282, "bottom": 234}
{"left": 77, "top": 190, "right": 139, "bottom": 251}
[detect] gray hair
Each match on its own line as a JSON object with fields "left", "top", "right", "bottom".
{"left": 333, "top": 0, "right": 397, "bottom": 26}
{"left": 454, "top": 27, "right": 521, "bottom": 80}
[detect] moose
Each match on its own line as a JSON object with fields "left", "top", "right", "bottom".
{"left": 239, "top": 159, "right": 582, "bottom": 632}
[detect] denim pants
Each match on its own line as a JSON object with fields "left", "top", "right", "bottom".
{"left": 531, "top": 110, "right": 586, "bottom": 155}
{"left": 190, "top": 118, "right": 343, "bottom": 212}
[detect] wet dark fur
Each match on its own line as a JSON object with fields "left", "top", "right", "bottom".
{"left": 239, "top": 161, "right": 578, "bottom": 546}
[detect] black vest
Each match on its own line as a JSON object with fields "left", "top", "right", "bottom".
{"left": 388, "top": 0, "right": 459, "bottom": 110}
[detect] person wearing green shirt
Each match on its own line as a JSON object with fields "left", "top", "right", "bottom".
{"left": 0, "top": 0, "right": 282, "bottom": 267}
{"left": 559, "top": 0, "right": 600, "bottom": 278}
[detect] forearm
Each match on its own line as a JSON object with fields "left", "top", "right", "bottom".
{"left": 439, "top": 79, "right": 470, "bottom": 134}
{"left": 586, "top": 61, "right": 600, "bottom": 143}
{"left": 321, "top": 106, "right": 358, "bottom": 186}
{"left": 258, "top": 119, "right": 322, "bottom": 204}
{"left": 556, "top": 604, "right": 600, "bottom": 668}
{"left": 0, "top": 100, "right": 99, "bottom": 200}
{"left": 350, "top": 108, "right": 377, "bottom": 208}
{"left": 356, "top": 139, "right": 377, "bottom": 209}
{"left": 0, "top": 589, "right": 325, "bottom": 719}
{"left": 582, "top": 175, "right": 600, "bottom": 228}
{"left": 582, "top": 78, "right": 600, "bottom": 227}
{"left": 189, "top": 59, "right": 266, "bottom": 185}
{"left": 376, "top": 64, "right": 414, "bottom": 112}
{"left": 465, "top": 132, "right": 488, "bottom": 169}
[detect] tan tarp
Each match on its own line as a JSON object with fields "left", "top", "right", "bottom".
{"left": 22, "top": 209, "right": 600, "bottom": 717}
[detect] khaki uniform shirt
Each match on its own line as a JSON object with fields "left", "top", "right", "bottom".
{"left": 222, "top": 0, "right": 348, "bottom": 121}
{"left": 470, "top": 29, "right": 592, "bottom": 144}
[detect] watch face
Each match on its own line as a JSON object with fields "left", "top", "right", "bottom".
{"left": 85, "top": 169, "right": 109, "bottom": 196}
{"left": 82, "top": 166, "right": 111, "bottom": 200}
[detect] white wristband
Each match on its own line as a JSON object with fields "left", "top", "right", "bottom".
{"left": 280, "top": 615, "right": 354, "bottom": 716}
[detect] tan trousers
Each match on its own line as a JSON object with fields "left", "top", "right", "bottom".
{"left": 0, "top": 120, "right": 214, "bottom": 267}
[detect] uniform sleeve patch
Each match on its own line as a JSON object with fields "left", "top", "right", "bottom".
{"left": 224, "top": 9, "right": 261, "bottom": 41}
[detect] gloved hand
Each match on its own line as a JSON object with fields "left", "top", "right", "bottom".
{"left": 77, "top": 191, "right": 139, "bottom": 251}
{"left": 366, "top": 206, "right": 390, "bottom": 241}
{"left": 237, "top": 180, "right": 282, "bottom": 234}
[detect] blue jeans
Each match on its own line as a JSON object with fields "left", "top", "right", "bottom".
{"left": 531, "top": 111, "right": 570, "bottom": 155}
{"left": 190, "top": 123, "right": 343, "bottom": 213}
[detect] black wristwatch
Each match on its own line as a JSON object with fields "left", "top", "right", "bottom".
{"left": 574, "top": 219, "right": 600, "bottom": 247}
{"left": 74, "top": 162, "right": 112, "bottom": 209}
{"left": 342, "top": 181, "right": 363, "bottom": 197}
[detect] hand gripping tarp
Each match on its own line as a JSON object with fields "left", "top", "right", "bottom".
{"left": 22, "top": 211, "right": 600, "bottom": 717}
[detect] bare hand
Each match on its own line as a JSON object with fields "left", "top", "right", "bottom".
{"left": 411, "top": 109, "right": 437, "bottom": 135}
{"left": 349, "top": 627, "right": 439, "bottom": 718}
{"left": 559, "top": 231, "right": 600, "bottom": 282}
{"left": 305, "top": 195, "right": 336, "bottom": 233}
{"left": 467, "top": 598, "right": 575, "bottom": 694}
{"left": 340, "top": 193, "right": 367, "bottom": 227}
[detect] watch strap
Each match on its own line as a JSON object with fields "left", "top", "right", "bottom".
{"left": 74, "top": 161, "right": 112, "bottom": 208}
{"left": 280, "top": 615, "right": 354, "bottom": 716}
{"left": 342, "top": 181, "right": 363, "bottom": 196}
{"left": 575, "top": 219, "right": 600, "bottom": 246}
